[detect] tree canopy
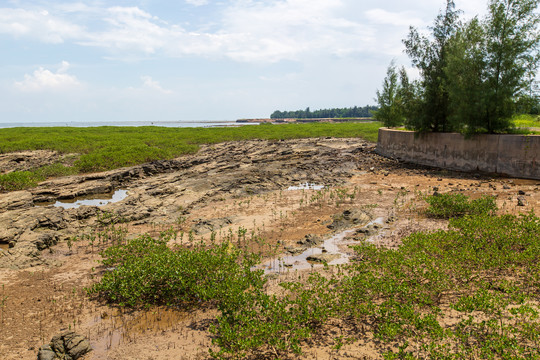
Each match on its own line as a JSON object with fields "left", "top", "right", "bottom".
{"left": 270, "top": 105, "right": 378, "bottom": 119}
{"left": 376, "top": 0, "right": 540, "bottom": 134}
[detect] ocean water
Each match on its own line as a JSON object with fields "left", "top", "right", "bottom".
{"left": 0, "top": 120, "right": 247, "bottom": 129}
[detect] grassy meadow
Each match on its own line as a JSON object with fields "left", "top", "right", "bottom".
{"left": 0, "top": 122, "right": 381, "bottom": 191}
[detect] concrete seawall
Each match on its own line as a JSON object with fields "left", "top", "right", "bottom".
{"left": 376, "top": 128, "right": 540, "bottom": 180}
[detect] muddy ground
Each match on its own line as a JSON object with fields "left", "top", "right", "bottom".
{"left": 1, "top": 137, "right": 539, "bottom": 359}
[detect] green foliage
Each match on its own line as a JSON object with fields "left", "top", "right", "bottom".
{"left": 270, "top": 105, "right": 378, "bottom": 119}
{"left": 374, "top": 62, "right": 407, "bottom": 127}
{"left": 513, "top": 114, "right": 540, "bottom": 128}
{"left": 0, "top": 171, "right": 43, "bottom": 191}
{"left": 445, "top": 0, "right": 540, "bottom": 134}
{"left": 403, "top": 0, "right": 461, "bottom": 132}
{"left": 88, "top": 234, "right": 263, "bottom": 308}
{"left": 34, "top": 163, "right": 78, "bottom": 178}
{"left": 211, "top": 272, "right": 339, "bottom": 359}
{"left": 345, "top": 212, "right": 540, "bottom": 358}
{"left": 396, "top": 0, "right": 540, "bottom": 134}
{"left": 424, "top": 193, "right": 497, "bottom": 218}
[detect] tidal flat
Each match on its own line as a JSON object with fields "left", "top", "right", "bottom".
{"left": 0, "top": 125, "right": 539, "bottom": 359}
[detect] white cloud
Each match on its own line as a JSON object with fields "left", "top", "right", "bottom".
{"left": 365, "top": 9, "right": 426, "bottom": 27}
{"left": 14, "top": 61, "right": 81, "bottom": 92}
{"left": 218, "top": 0, "right": 374, "bottom": 62}
{"left": 0, "top": 2, "right": 376, "bottom": 63}
{"left": 185, "top": 0, "right": 209, "bottom": 6}
{"left": 0, "top": 8, "right": 84, "bottom": 43}
{"left": 141, "top": 76, "right": 173, "bottom": 94}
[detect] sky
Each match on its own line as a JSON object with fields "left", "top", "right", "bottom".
{"left": 0, "top": 0, "right": 488, "bottom": 123}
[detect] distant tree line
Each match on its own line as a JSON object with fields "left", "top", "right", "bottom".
{"left": 374, "top": 0, "right": 539, "bottom": 134}
{"left": 270, "top": 105, "right": 378, "bottom": 119}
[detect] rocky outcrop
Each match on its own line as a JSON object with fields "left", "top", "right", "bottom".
{"left": 0, "top": 150, "right": 61, "bottom": 175}
{"left": 37, "top": 332, "right": 92, "bottom": 360}
{"left": 0, "top": 138, "right": 395, "bottom": 269}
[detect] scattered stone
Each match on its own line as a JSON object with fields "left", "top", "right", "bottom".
{"left": 327, "top": 209, "right": 371, "bottom": 231}
{"left": 37, "top": 332, "right": 91, "bottom": 360}
{"left": 518, "top": 190, "right": 526, "bottom": 195}
{"left": 386, "top": 216, "right": 396, "bottom": 223}
{"left": 517, "top": 196, "right": 527, "bottom": 207}
{"left": 284, "top": 246, "right": 305, "bottom": 255}
{"left": 191, "top": 217, "right": 233, "bottom": 235}
{"left": 306, "top": 253, "right": 341, "bottom": 263}
{"left": 297, "top": 234, "right": 323, "bottom": 247}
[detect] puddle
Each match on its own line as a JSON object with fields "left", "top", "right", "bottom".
{"left": 258, "top": 217, "right": 386, "bottom": 274}
{"left": 38, "top": 189, "right": 128, "bottom": 209}
{"left": 89, "top": 307, "right": 187, "bottom": 359}
{"left": 259, "top": 229, "right": 355, "bottom": 273}
{"left": 287, "top": 183, "right": 325, "bottom": 191}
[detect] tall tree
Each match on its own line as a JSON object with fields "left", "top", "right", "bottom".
{"left": 445, "top": 17, "right": 489, "bottom": 132}
{"left": 483, "top": 0, "right": 540, "bottom": 132}
{"left": 403, "top": 0, "right": 461, "bottom": 132}
{"left": 374, "top": 62, "right": 405, "bottom": 127}
{"left": 445, "top": 0, "right": 540, "bottom": 133}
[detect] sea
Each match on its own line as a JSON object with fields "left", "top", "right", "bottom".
{"left": 0, "top": 120, "right": 251, "bottom": 129}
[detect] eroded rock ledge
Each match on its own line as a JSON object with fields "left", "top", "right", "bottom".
{"left": 0, "top": 138, "right": 400, "bottom": 269}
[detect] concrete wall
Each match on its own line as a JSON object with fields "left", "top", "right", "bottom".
{"left": 376, "top": 128, "right": 540, "bottom": 180}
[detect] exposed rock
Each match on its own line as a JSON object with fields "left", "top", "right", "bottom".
{"left": 284, "top": 246, "right": 305, "bottom": 255}
{"left": 0, "top": 150, "right": 61, "bottom": 175}
{"left": 327, "top": 208, "right": 371, "bottom": 230}
{"left": 0, "top": 138, "right": 398, "bottom": 269}
{"left": 0, "top": 190, "right": 33, "bottom": 211}
{"left": 297, "top": 234, "right": 323, "bottom": 247}
{"left": 191, "top": 217, "right": 234, "bottom": 235}
{"left": 37, "top": 332, "right": 91, "bottom": 360}
{"left": 37, "top": 345, "right": 56, "bottom": 360}
{"left": 306, "top": 253, "right": 341, "bottom": 263}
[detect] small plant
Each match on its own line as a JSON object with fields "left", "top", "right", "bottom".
{"left": 0, "top": 171, "right": 43, "bottom": 191}
{"left": 424, "top": 193, "right": 497, "bottom": 218}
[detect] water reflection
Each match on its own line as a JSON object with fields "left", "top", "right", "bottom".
{"left": 49, "top": 189, "right": 128, "bottom": 209}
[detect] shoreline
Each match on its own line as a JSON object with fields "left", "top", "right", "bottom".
{"left": 236, "top": 117, "right": 374, "bottom": 123}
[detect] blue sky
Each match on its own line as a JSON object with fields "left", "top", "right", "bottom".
{"left": 0, "top": 0, "right": 487, "bottom": 123}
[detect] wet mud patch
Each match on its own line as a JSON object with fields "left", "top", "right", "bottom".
{"left": 36, "top": 189, "right": 128, "bottom": 209}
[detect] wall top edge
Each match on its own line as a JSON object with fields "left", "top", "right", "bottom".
{"left": 379, "top": 128, "right": 540, "bottom": 137}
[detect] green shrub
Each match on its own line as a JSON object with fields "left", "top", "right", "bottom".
{"left": 88, "top": 234, "right": 264, "bottom": 308}
{"left": 344, "top": 212, "right": 540, "bottom": 358}
{"left": 424, "top": 193, "right": 497, "bottom": 218}
{"left": 35, "top": 163, "right": 78, "bottom": 178}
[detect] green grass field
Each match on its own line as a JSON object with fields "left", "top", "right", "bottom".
{"left": 512, "top": 114, "right": 540, "bottom": 129}
{"left": 0, "top": 122, "right": 381, "bottom": 190}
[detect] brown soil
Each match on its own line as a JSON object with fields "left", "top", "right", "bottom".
{"left": 0, "top": 138, "right": 539, "bottom": 359}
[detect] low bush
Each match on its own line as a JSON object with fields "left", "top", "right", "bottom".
{"left": 424, "top": 193, "right": 497, "bottom": 218}
{"left": 344, "top": 212, "right": 540, "bottom": 359}
{"left": 88, "top": 234, "right": 264, "bottom": 308}
{"left": 0, "top": 171, "right": 43, "bottom": 191}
